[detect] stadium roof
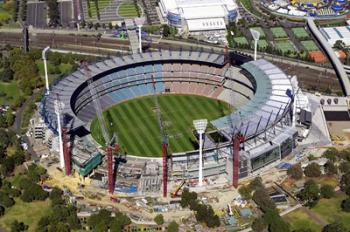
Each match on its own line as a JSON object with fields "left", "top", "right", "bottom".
{"left": 182, "top": 6, "right": 227, "bottom": 19}
{"left": 186, "top": 18, "right": 226, "bottom": 31}
{"left": 161, "top": 0, "right": 237, "bottom": 14}
{"left": 320, "top": 26, "right": 350, "bottom": 47}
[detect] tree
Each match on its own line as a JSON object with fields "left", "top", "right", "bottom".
{"left": 320, "top": 184, "right": 335, "bottom": 199}
{"left": 341, "top": 197, "right": 350, "bottom": 212}
{"left": 287, "top": 164, "right": 303, "bottom": 180}
{"left": 263, "top": 209, "right": 290, "bottom": 232}
{"left": 249, "top": 177, "right": 264, "bottom": 191}
{"left": 0, "top": 205, "right": 5, "bottom": 217}
{"left": 333, "top": 40, "right": 346, "bottom": 50}
{"left": 252, "top": 188, "right": 276, "bottom": 212}
{"left": 110, "top": 212, "right": 131, "bottom": 232}
{"left": 180, "top": 188, "right": 197, "bottom": 208}
{"left": 323, "top": 148, "right": 339, "bottom": 162}
{"left": 238, "top": 185, "right": 252, "bottom": 200}
{"left": 340, "top": 172, "right": 350, "bottom": 196}
{"left": 322, "top": 222, "right": 347, "bottom": 232}
{"left": 339, "top": 162, "right": 350, "bottom": 174}
{"left": 252, "top": 217, "right": 267, "bottom": 232}
{"left": 49, "top": 187, "right": 64, "bottom": 206}
{"left": 167, "top": 221, "right": 179, "bottom": 232}
{"left": 298, "top": 180, "right": 320, "bottom": 207}
{"left": 10, "top": 220, "right": 28, "bottom": 232}
{"left": 87, "top": 209, "right": 111, "bottom": 231}
{"left": 154, "top": 214, "right": 164, "bottom": 225}
{"left": 304, "top": 163, "right": 321, "bottom": 177}
{"left": 0, "top": 192, "right": 15, "bottom": 208}
{"left": 162, "top": 25, "right": 171, "bottom": 37}
{"left": 325, "top": 161, "right": 337, "bottom": 176}
{"left": 47, "top": 0, "right": 60, "bottom": 27}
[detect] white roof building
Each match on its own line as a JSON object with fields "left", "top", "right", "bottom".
{"left": 159, "top": 0, "right": 238, "bottom": 32}
{"left": 320, "top": 26, "right": 350, "bottom": 47}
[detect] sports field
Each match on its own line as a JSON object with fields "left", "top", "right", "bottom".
{"left": 88, "top": 0, "right": 112, "bottom": 17}
{"left": 233, "top": 37, "right": 249, "bottom": 46}
{"left": 301, "top": 40, "right": 319, "bottom": 51}
{"left": 118, "top": 2, "right": 141, "bottom": 18}
{"left": 91, "top": 94, "right": 232, "bottom": 157}
{"left": 271, "top": 27, "right": 288, "bottom": 38}
{"left": 275, "top": 41, "right": 296, "bottom": 53}
{"left": 292, "top": 27, "right": 309, "bottom": 39}
{"left": 258, "top": 40, "right": 268, "bottom": 49}
{"left": 249, "top": 27, "right": 266, "bottom": 38}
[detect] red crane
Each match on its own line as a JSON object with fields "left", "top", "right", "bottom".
{"left": 62, "top": 128, "right": 71, "bottom": 175}
{"left": 151, "top": 74, "right": 168, "bottom": 197}
{"left": 82, "top": 62, "right": 117, "bottom": 194}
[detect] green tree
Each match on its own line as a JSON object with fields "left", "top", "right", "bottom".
{"left": 252, "top": 217, "right": 267, "bottom": 232}
{"left": 154, "top": 214, "right": 164, "bottom": 225}
{"left": 341, "top": 197, "right": 350, "bottom": 212}
{"left": 325, "top": 161, "right": 337, "bottom": 176}
{"left": 304, "top": 163, "right": 321, "bottom": 177}
{"left": 320, "top": 184, "right": 335, "bottom": 199}
{"left": 287, "top": 164, "right": 303, "bottom": 180}
{"left": 323, "top": 147, "right": 339, "bottom": 162}
{"left": 340, "top": 172, "right": 350, "bottom": 196}
{"left": 239, "top": 185, "right": 252, "bottom": 200}
{"left": 339, "top": 162, "right": 350, "bottom": 174}
{"left": 252, "top": 188, "right": 276, "bottom": 212}
{"left": 298, "top": 180, "right": 320, "bottom": 207}
{"left": 49, "top": 187, "right": 64, "bottom": 206}
{"left": 47, "top": 0, "right": 60, "bottom": 27}
{"left": 10, "top": 220, "right": 28, "bottom": 232}
{"left": 167, "top": 221, "right": 179, "bottom": 232}
{"left": 0, "top": 205, "right": 5, "bottom": 217}
{"left": 322, "top": 222, "right": 347, "bottom": 232}
{"left": 87, "top": 209, "right": 111, "bottom": 231}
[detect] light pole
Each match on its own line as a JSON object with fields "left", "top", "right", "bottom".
{"left": 138, "top": 25, "right": 142, "bottom": 53}
{"left": 250, "top": 29, "right": 260, "bottom": 61}
{"left": 42, "top": 46, "right": 50, "bottom": 95}
{"left": 54, "top": 99, "right": 65, "bottom": 169}
{"left": 193, "top": 119, "right": 208, "bottom": 187}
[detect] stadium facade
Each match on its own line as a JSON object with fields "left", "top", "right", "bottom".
{"left": 158, "top": 0, "right": 238, "bottom": 32}
{"left": 41, "top": 50, "right": 297, "bottom": 184}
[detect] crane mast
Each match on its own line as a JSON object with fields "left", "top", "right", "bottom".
{"left": 151, "top": 74, "right": 168, "bottom": 197}
{"left": 82, "top": 62, "right": 116, "bottom": 194}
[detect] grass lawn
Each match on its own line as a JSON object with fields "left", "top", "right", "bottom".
{"left": 301, "top": 40, "right": 319, "bottom": 52}
{"left": 88, "top": 0, "right": 112, "bottom": 17}
{"left": 249, "top": 27, "right": 266, "bottom": 38}
{"left": 91, "top": 94, "right": 232, "bottom": 156}
{"left": 233, "top": 37, "right": 249, "bottom": 46}
{"left": 275, "top": 40, "right": 296, "bottom": 53}
{"left": 0, "top": 80, "right": 22, "bottom": 106}
{"left": 118, "top": 2, "right": 140, "bottom": 18}
{"left": 311, "top": 193, "right": 350, "bottom": 229}
{"left": 291, "top": 27, "right": 309, "bottom": 39}
{"left": 239, "top": 0, "right": 262, "bottom": 17}
{"left": 284, "top": 209, "right": 322, "bottom": 232}
{"left": 271, "top": 27, "right": 288, "bottom": 38}
{"left": 258, "top": 40, "right": 268, "bottom": 49}
{"left": 0, "top": 199, "right": 51, "bottom": 232}
{"left": 36, "top": 60, "right": 73, "bottom": 83}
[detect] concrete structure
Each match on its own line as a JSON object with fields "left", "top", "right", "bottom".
{"left": 320, "top": 26, "right": 350, "bottom": 47}
{"left": 42, "top": 47, "right": 50, "bottom": 95}
{"left": 159, "top": 0, "right": 238, "bottom": 33}
{"left": 193, "top": 119, "right": 208, "bottom": 186}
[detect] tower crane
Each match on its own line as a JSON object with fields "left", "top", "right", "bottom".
{"left": 82, "top": 62, "right": 117, "bottom": 194}
{"left": 151, "top": 74, "right": 168, "bottom": 197}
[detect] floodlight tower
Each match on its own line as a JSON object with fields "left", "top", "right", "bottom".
{"left": 138, "top": 25, "right": 143, "bottom": 53}
{"left": 193, "top": 119, "right": 208, "bottom": 187}
{"left": 250, "top": 29, "right": 260, "bottom": 61}
{"left": 42, "top": 46, "right": 50, "bottom": 95}
{"left": 54, "top": 99, "right": 65, "bottom": 169}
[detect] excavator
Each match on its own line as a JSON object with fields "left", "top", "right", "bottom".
{"left": 171, "top": 180, "right": 186, "bottom": 198}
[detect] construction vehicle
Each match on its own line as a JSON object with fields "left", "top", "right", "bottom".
{"left": 171, "top": 180, "right": 186, "bottom": 198}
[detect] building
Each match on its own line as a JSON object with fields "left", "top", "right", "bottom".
{"left": 159, "top": 0, "right": 238, "bottom": 33}
{"left": 320, "top": 26, "right": 350, "bottom": 47}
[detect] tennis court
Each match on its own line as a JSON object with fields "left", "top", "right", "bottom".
{"left": 271, "top": 27, "right": 288, "bottom": 38}
{"left": 301, "top": 40, "right": 318, "bottom": 51}
{"left": 258, "top": 40, "right": 268, "bottom": 49}
{"left": 249, "top": 27, "right": 266, "bottom": 38}
{"left": 275, "top": 41, "right": 296, "bottom": 53}
{"left": 233, "top": 37, "right": 249, "bottom": 45}
{"left": 291, "top": 27, "right": 309, "bottom": 39}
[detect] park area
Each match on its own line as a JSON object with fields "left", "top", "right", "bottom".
{"left": 118, "top": 2, "right": 141, "bottom": 18}
{"left": 292, "top": 27, "right": 310, "bottom": 39}
{"left": 284, "top": 193, "right": 350, "bottom": 231}
{"left": 275, "top": 41, "right": 296, "bottom": 53}
{"left": 271, "top": 27, "right": 288, "bottom": 39}
{"left": 301, "top": 40, "right": 319, "bottom": 52}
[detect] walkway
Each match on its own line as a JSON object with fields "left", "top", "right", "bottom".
{"left": 306, "top": 17, "right": 350, "bottom": 96}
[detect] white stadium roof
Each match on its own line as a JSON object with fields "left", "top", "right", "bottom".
{"left": 186, "top": 18, "right": 226, "bottom": 31}
{"left": 320, "top": 26, "right": 350, "bottom": 47}
{"left": 182, "top": 6, "right": 227, "bottom": 19}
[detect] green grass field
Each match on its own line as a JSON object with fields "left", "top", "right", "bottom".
{"left": 117, "top": 2, "right": 140, "bottom": 18}
{"left": 311, "top": 193, "right": 350, "bottom": 229}
{"left": 275, "top": 41, "right": 296, "bottom": 53}
{"left": 0, "top": 3, "right": 12, "bottom": 22}
{"left": 88, "top": 0, "right": 112, "bottom": 17}
{"left": 233, "top": 37, "right": 249, "bottom": 46}
{"left": 249, "top": 27, "right": 266, "bottom": 38}
{"left": 0, "top": 199, "right": 51, "bottom": 232}
{"left": 271, "top": 27, "right": 288, "bottom": 38}
{"left": 258, "top": 40, "right": 268, "bottom": 49}
{"left": 0, "top": 80, "right": 23, "bottom": 106}
{"left": 284, "top": 209, "right": 322, "bottom": 232}
{"left": 91, "top": 94, "right": 232, "bottom": 157}
{"left": 291, "top": 27, "right": 309, "bottom": 39}
{"left": 301, "top": 40, "right": 319, "bottom": 52}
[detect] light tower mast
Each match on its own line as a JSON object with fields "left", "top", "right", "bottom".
{"left": 151, "top": 74, "right": 168, "bottom": 197}
{"left": 250, "top": 28, "right": 260, "bottom": 61}
{"left": 82, "top": 62, "right": 117, "bottom": 194}
{"left": 54, "top": 99, "right": 65, "bottom": 169}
